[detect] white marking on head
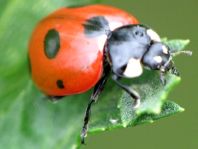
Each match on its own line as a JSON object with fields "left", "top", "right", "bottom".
{"left": 123, "top": 58, "right": 143, "bottom": 78}
{"left": 108, "top": 21, "right": 123, "bottom": 31}
{"left": 153, "top": 56, "right": 163, "bottom": 63}
{"left": 97, "top": 35, "right": 107, "bottom": 52}
{"left": 162, "top": 45, "right": 169, "bottom": 54}
{"left": 147, "top": 29, "right": 161, "bottom": 42}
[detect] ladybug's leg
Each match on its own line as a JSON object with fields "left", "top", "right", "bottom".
{"left": 171, "top": 65, "right": 180, "bottom": 76}
{"left": 81, "top": 62, "right": 111, "bottom": 144}
{"left": 112, "top": 74, "right": 140, "bottom": 108}
{"left": 160, "top": 71, "right": 166, "bottom": 85}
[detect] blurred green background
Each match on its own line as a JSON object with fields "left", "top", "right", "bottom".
{"left": 83, "top": 0, "right": 198, "bottom": 149}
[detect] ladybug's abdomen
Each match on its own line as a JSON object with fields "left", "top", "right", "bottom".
{"left": 29, "top": 5, "right": 138, "bottom": 96}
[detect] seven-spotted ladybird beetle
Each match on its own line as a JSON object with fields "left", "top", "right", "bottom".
{"left": 28, "top": 4, "right": 192, "bottom": 144}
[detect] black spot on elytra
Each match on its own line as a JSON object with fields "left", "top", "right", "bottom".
{"left": 83, "top": 16, "right": 110, "bottom": 37}
{"left": 56, "top": 80, "right": 65, "bottom": 89}
{"left": 44, "top": 29, "right": 60, "bottom": 59}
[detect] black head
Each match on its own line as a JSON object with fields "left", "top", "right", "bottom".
{"left": 105, "top": 24, "right": 191, "bottom": 78}
{"left": 142, "top": 43, "right": 171, "bottom": 70}
{"left": 142, "top": 42, "right": 180, "bottom": 76}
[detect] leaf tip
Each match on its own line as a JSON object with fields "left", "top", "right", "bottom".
{"left": 175, "top": 76, "right": 181, "bottom": 82}
{"left": 184, "top": 39, "right": 190, "bottom": 45}
{"left": 179, "top": 107, "right": 185, "bottom": 112}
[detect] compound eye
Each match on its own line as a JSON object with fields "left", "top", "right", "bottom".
{"left": 146, "top": 29, "right": 161, "bottom": 42}
{"left": 134, "top": 30, "right": 144, "bottom": 37}
{"left": 132, "top": 26, "right": 150, "bottom": 45}
{"left": 132, "top": 26, "right": 146, "bottom": 38}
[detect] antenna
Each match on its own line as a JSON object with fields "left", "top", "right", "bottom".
{"left": 171, "top": 50, "right": 192, "bottom": 57}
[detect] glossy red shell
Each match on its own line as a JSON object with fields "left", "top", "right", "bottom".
{"left": 28, "top": 5, "right": 139, "bottom": 96}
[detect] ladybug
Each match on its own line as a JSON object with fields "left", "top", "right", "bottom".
{"left": 28, "top": 4, "right": 191, "bottom": 144}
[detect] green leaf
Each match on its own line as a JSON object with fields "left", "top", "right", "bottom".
{"left": 88, "top": 73, "right": 182, "bottom": 133}
{"left": 0, "top": 1, "right": 189, "bottom": 149}
{"left": 118, "top": 74, "right": 180, "bottom": 127}
{"left": 163, "top": 39, "right": 190, "bottom": 53}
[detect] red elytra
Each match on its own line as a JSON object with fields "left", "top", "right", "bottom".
{"left": 28, "top": 4, "right": 139, "bottom": 96}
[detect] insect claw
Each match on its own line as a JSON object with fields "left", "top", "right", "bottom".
{"left": 133, "top": 98, "right": 141, "bottom": 109}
